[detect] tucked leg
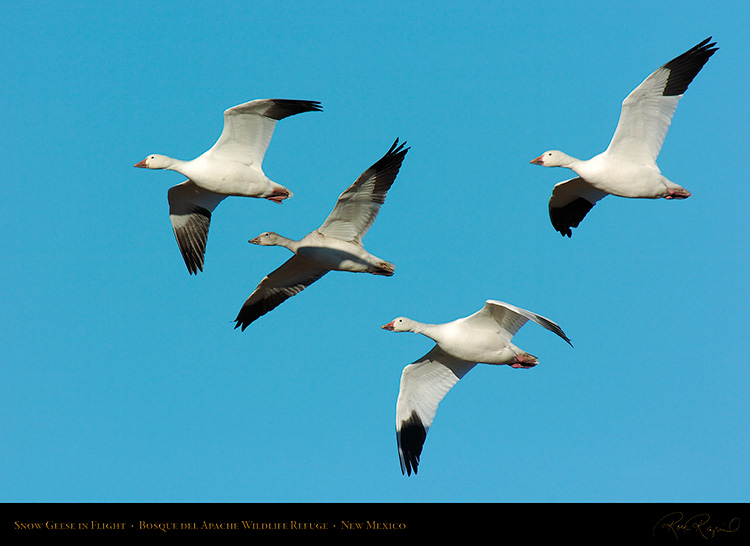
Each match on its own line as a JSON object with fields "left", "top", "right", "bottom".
{"left": 510, "top": 352, "right": 539, "bottom": 369}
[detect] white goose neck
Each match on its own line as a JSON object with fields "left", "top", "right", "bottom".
{"left": 273, "top": 234, "right": 300, "bottom": 252}
{"left": 414, "top": 321, "right": 439, "bottom": 339}
{"left": 164, "top": 157, "right": 188, "bottom": 173}
{"left": 558, "top": 152, "right": 580, "bottom": 169}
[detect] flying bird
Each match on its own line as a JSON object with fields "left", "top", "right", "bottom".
{"left": 382, "top": 300, "right": 572, "bottom": 476}
{"left": 530, "top": 38, "right": 718, "bottom": 237}
{"left": 134, "top": 98, "right": 322, "bottom": 273}
{"left": 234, "top": 139, "right": 409, "bottom": 330}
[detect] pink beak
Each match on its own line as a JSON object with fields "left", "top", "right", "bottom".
{"left": 530, "top": 154, "right": 545, "bottom": 165}
{"left": 381, "top": 321, "right": 395, "bottom": 331}
{"left": 133, "top": 159, "right": 148, "bottom": 168}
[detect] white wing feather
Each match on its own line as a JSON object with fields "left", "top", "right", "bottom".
{"left": 396, "top": 347, "right": 476, "bottom": 475}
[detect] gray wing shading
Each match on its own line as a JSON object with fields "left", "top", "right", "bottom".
{"left": 167, "top": 180, "right": 227, "bottom": 274}
{"left": 605, "top": 38, "right": 717, "bottom": 165}
{"left": 396, "top": 347, "right": 476, "bottom": 476}
{"left": 318, "top": 139, "right": 409, "bottom": 243}
{"left": 234, "top": 256, "right": 329, "bottom": 330}
{"left": 548, "top": 177, "right": 608, "bottom": 237}
{"left": 462, "top": 300, "right": 572, "bottom": 346}
{"left": 208, "top": 98, "right": 322, "bottom": 166}
{"left": 483, "top": 300, "right": 573, "bottom": 346}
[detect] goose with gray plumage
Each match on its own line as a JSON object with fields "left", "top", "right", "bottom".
{"left": 234, "top": 139, "right": 408, "bottom": 330}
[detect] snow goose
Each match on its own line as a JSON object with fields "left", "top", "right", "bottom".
{"left": 531, "top": 38, "right": 718, "bottom": 237}
{"left": 382, "top": 300, "right": 572, "bottom": 476}
{"left": 134, "top": 98, "right": 322, "bottom": 273}
{"left": 233, "top": 139, "right": 409, "bottom": 330}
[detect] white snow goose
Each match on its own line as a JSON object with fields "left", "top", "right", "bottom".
{"left": 382, "top": 300, "right": 572, "bottom": 476}
{"left": 531, "top": 38, "right": 718, "bottom": 237}
{"left": 134, "top": 98, "right": 322, "bottom": 273}
{"left": 234, "top": 139, "right": 409, "bottom": 330}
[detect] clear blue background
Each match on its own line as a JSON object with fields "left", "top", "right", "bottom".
{"left": 2, "top": 1, "right": 747, "bottom": 502}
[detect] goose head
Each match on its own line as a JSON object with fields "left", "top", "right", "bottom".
{"left": 133, "top": 154, "right": 172, "bottom": 170}
{"left": 382, "top": 317, "right": 418, "bottom": 332}
{"left": 530, "top": 150, "right": 569, "bottom": 167}
{"left": 249, "top": 232, "right": 283, "bottom": 246}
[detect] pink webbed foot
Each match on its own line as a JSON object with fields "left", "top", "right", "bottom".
{"left": 510, "top": 353, "right": 538, "bottom": 369}
{"left": 665, "top": 187, "right": 691, "bottom": 200}
{"left": 265, "top": 188, "right": 292, "bottom": 204}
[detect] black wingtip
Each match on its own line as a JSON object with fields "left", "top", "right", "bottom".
{"left": 385, "top": 138, "right": 410, "bottom": 159}
{"left": 371, "top": 138, "right": 410, "bottom": 175}
{"left": 233, "top": 307, "right": 251, "bottom": 331}
{"left": 661, "top": 37, "right": 718, "bottom": 97}
{"left": 554, "top": 327, "right": 574, "bottom": 348}
{"left": 233, "top": 314, "right": 254, "bottom": 332}
{"left": 397, "top": 412, "right": 426, "bottom": 477}
{"left": 549, "top": 197, "right": 594, "bottom": 238}
{"left": 182, "top": 249, "right": 204, "bottom": 275}
{"left": 265, "top": 99, "right": 324, "bottom": 120}
{"left": 172, "top": 206, "right": 212, "bottom": 275}
{"left": 233, "top": 296, "right": 281, "bottom": 332}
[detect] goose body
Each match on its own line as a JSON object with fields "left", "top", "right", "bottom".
{"left": 134, "top": 98, "right": 322, "bottom": 273}
{"left": 382, "top": 300, "right": 572, "bottom": 476}
{"left": 531, "top": 38, "right": 718, "bottom": 237}
{"left": 234, "top": 139, "right": 408, "bottom": 330}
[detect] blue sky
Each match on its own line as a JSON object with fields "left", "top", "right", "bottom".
{"left": 1, "top": 0, "right": 747, "bottom": 504}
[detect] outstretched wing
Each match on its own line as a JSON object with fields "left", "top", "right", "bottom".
{"left": 234, "top": 256, "right": 329, "bottom": 330}
{"left": 462, "top": 300, "right": 572, "bottom": 346}
{"left": 396, "top": 347, "right": 476, "bottom": 476}
{"left": 167, "top": 180, "right": 227, "bottom": 274}
{"left": 485, "top": 300, "right": 572, "bottom": 346}
{"left": 605, "top": 38, "right": 717, "bottom": 165}
{"left": 318, "top": 139, "right": 409, "bottom": 243}
{"left": 208, "top": 98, "right": 322, "bottom": 167}
{"left": 548, "top": 177, "right": 608, "bottom": 237}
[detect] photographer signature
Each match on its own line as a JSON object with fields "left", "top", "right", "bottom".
{"left": 653, "top": 512, "right": 740, "bottom": 540}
